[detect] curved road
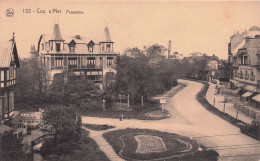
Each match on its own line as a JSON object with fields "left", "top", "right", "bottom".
{"left": 82, "top": 79, "right": 260, "bottom": 161}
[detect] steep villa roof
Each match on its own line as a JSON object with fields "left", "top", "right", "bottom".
{"left": 101, "top": 27, "right": 113, "bottom": 42}
{"left": 51, "top": 24, "right": 63, "bottom": 41}
{"left": 38, "top": 24, "right": 117, "bottom": 55}
{"left": 0, "top": 40, "right": 20, "bottom": 68}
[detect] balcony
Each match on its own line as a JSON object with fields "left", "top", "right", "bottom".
{"left": 54, "top": 66, "right": 63, "bottom": 70}
{"left": 82, "top": 65, "right": 102, "bottom": 69}
{"left": 68, "top": 65, "right": 77, "bottom": 69}
{"left": 244, "top": 74, "right": 249, "bottom": 80}
{"left": 250, "top": 75, "right": 255, "bottom": 81}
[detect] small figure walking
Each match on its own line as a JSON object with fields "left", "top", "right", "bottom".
{"left": 119, "top": 114, "right": 124, "bottom": 121}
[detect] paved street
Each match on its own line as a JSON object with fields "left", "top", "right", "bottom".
{"left": 82, "top": 79, "right": 260, "bottom": 161}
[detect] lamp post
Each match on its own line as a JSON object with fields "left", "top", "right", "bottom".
{"left": 141, "top": 95, "right": 143, "bottom": 107}
{"left": 127, "top": 95, "right": 130, "bottom": 108}
{"left": 102, "top": 99, "right": 106, "bottom": 110}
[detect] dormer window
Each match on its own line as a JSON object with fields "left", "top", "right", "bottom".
{"left": 88, "top": 44, "right": 93, "bottom": 52}
{"left": 68, "top": 40, "right": 76, "bottom": 53}
{"left": 88, "top": 41, "right": 94, "bottom": 52}
{"left": 69, "top": 46, "right": 75, "bottom": 52}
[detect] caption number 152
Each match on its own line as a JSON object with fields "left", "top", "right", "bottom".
{"left": 23, "top": 9, "right": 31, "bottom": 13}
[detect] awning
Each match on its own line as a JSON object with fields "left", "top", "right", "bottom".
{"left": 231, "top": 88, "right": 241, "bottom": 95}
{"left": 244, "top": 85, "right": 257, "bottom": 92}
{"left": 241, "top": 91, "right": 254, "bottom": 98}
{"left": 252, "top": 94, "right": 260, "bottom": 102}
{"left": 235, "top": 82, "right": 244, "bottom": 88}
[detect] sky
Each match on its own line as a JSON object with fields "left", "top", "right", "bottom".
{"left": 0, "top": 0, "right": 260, "bottom": 59}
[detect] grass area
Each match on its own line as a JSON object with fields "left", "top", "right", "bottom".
{"left": 42, "top": 129, "right": 109, "bottom": 161}
{"left": 103, "top": 128, "right": 219, "bottom": 161}
{"left": 80, "top": 83, "right": 187, "bottom": 120}
{"left": 15, "top": 84, "right": 186, "bottom": 121}
{"left": 194, "top": 80, "right": 246, "bottom": 126}
{"left": 83, "top": 124, "right": 115, "bottom": 131}
{"left": 79, "top": 100, "right": 171, "bottom": 120}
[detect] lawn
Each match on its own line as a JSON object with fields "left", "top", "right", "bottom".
{"left": 79, "top": 100, "right": 171, "bottom": 120}
{"left": 103, "top": 128, "right": 219, "bottom": 161}
{"left": 83, "top": 124, "right": 115, "bottom": 131}
{"left": 79, "top": 83, "right": 187, "bottom": 120}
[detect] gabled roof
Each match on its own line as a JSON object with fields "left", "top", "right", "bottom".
{"left": 51, "top": 24, "right": 63, "bottom": 41}
{"left": 230, "top": 34, "right": 244, "bottom": 54}
{"left": 68, "top": 40, "right": 76, "bottom": 46}
{"left": 0, "top": 40, "right": 20, "bottom": 68}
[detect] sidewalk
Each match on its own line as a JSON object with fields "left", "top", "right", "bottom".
{"left": 82, "top": 126, "right": 125, "bottom": 161}
{"left": 206, "top": 82, "right": 253, "bottom": 124}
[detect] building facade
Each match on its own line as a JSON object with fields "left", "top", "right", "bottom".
{"left": 35, "top": 24, "right": 118, "bottom": 85}
{"left": 230, "top": 26, "right": 260, "bottom": 92}
{"left": 0, "top": 36, "right": 20, "bottom": 124}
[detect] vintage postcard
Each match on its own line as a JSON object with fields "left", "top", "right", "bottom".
{"left": 0, "top": 1, "right": 260, "bottom": 161}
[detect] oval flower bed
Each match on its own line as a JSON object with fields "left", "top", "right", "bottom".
{"left": 103, "top": 128, "right": 219, "bottom": 161}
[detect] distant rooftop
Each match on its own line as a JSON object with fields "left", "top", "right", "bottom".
{"left": 249, "top": 25, "right": 260, "bottom": 32}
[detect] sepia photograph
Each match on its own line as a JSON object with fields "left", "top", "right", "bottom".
{"left": 0, "top": 0, "right": 260, "bottom": 161}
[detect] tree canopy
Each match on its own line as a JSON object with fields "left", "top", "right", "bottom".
{"left": 0, "top": 130, "right": 24, "bottom": 161}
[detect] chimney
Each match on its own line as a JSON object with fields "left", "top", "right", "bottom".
{"left": 245, "top": 37, "right": 250, "bottom": 43}
{"left": 75, "top": 35, "right": 81, "bottom": 39}
{"left": 255, "top": 35, "right": 260, "bottom": 39}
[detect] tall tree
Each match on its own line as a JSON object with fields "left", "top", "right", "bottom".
{"left": 42, "top": 106, "right": 81, "bottom": 143}
{"left": 15, "top": 54, "right": 49, "bottom": 105}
